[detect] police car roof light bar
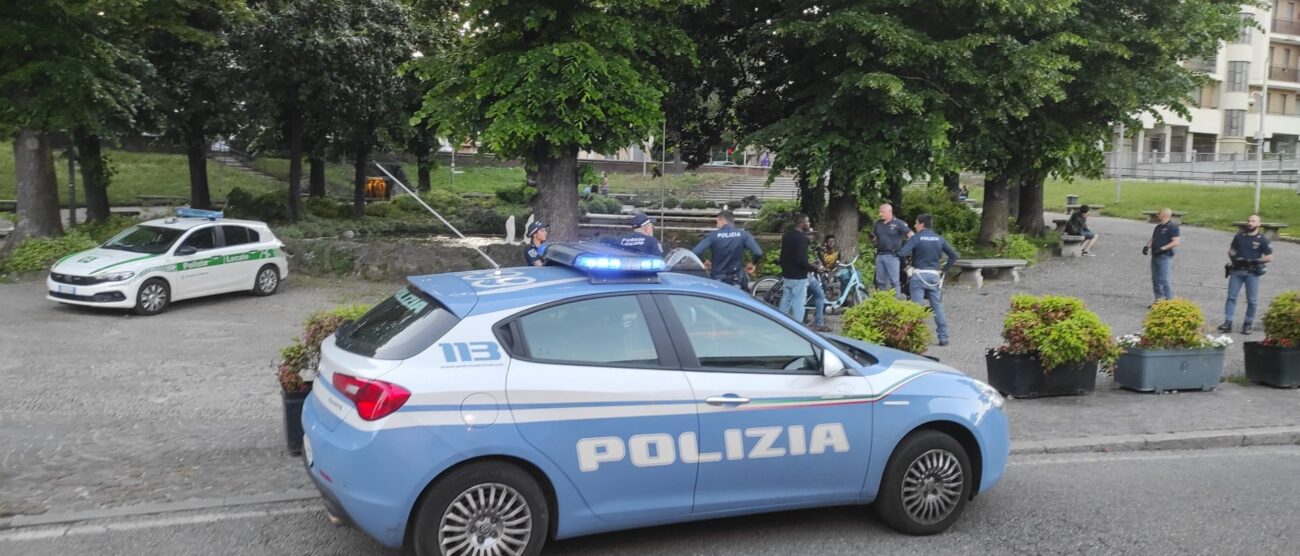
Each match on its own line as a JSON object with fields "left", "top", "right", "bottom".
{"left": 543, "top": 243, "right": 665, "bottom": 283}
{"left": 176, "top": 207, "right": 223, "bottom": 220}
{"left": 373, "top": 162, "right": 500, "bottom": 269}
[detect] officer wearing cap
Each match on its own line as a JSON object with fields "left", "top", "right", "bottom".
{"left": 523, "top": 221, "right": 548, "bottom": 267}
{"left": 1219, "top": 214, "right": 1274, "bottom": 335}
{"left": 899, "top": 213, "right": 959, "bottom": 347}
{"left": 693, "top": 210, "right": 763, "bottom": 289}
{"left": 608, "top": 214, "right": 663, "bottom": 256}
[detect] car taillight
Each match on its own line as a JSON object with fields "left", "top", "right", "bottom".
{"left": 331, "top": 373, "right": 411, "bottom": 421}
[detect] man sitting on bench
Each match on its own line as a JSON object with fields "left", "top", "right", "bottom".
{"left": 1065, "top": 205, "right": 1099, "bottom": 256}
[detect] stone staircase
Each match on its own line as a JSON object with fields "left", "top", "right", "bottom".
{"left": 697, "top": 175, "right": 799, "bottom": 203}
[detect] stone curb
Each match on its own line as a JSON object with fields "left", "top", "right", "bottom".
{"left": 1010, "top": 425, "right": 1300, "bottom": 455}
{"left": 0, "top": 490, "right": 319, "bottom": 531}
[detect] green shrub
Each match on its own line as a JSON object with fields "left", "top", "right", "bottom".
{"left": 225, "top": 187, "right": 289, "bottom": 222}
{"left": 77, "top": 215, "right": 139, "bottom": 243}
{"left": 680, "top": 199, "right": 715, "bottom": 210}
{"left": 577, "top": 163, "right": 599, "bottom": 188}
{"left": 841, "top": 290, "right": 934, "bottom": 354}
{"left": 1263, "top": 291, "right": 1300, "bottom": 348}
{"left": 418, "top": 189, "right": 466, "bottom": 213}
{"left": 995, "top": 233, "right": 1039, "bottom": 263}
{"left": 901, "top": 185, "right": 979, "bottom": 235}
{"left": 305, "top": 197, "right": 349, "bottom": 219}
{"left": 663, "top": 196, "right": 681, "bottom": 209}
{"left": 754, "top": 199, "right": 798, "bottom": 233}
{"left": 365, "top": 201, "right": 394, "bottom": 218}
{"left": 277, "top": 304, "right": 372, "bottom": 393}
{"left": 495, "top": 183, "right": 537, "bottom": 205}
{"left": 581, "top": 194, "right": 623, "bottom": 215}
{"left": 1, "top": 231, "right": 99, "bottom": 273}
{"left": 1139, "top": 299, "right": 1207, "bottom": 349}
{"left": 758, "top": 248, "right": 781, "bottom": 277}
{"left": 998, "top": 294, "right": 1118, "bottom": 369}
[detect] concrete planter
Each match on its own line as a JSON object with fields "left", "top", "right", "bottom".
{"left": 1115, "top": 347, "right": 1224, "bottom": 393}
{"left": 1244, "top": 342, "right": 1300, "bottom": 388}
{"left": 985, "top": 351, "right": 1098, "bottom": 398}
{"left": 283, "top": 387, "right": 310, "bottom": 455}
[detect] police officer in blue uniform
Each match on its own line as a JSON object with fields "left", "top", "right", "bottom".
{"left": 871, "top": 203, "right": 913, "bottom": 295}
{"left": 1219, "top": 214, "right": 1274, "bottom": 335}
{"left": 523, "top": 221, "right": 548, "bottom": 267}
{"left": 693, "top": 210, "right": 763, "bottom": 289}
{"left": 1143, "top": 208, "right": 1180, "bottom": 303}
{"left": 899, "top": 214, "right": 959, "bottom": 346}
{"left": 607, "top": 214, "right": 664, "bottom": 256}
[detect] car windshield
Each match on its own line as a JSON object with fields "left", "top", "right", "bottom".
{"left": 102, "top": 225, "right": 184, "bottom": 254}
{"left": 336, "top": 286, "right": 460, "bottom": 360}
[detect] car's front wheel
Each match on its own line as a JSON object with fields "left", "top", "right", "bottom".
{"left": 252, "top": 264, "right": 280, "bottom": 296}
{"left": 133, "top": 278, "right": 170, "bottom": 316}
{"left": 875, "top": 429, "right": 973, "bottom": 535}
{"left": 411, "top": 462, "right": 549, "bottom": 556}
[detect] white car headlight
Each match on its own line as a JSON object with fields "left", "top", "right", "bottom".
{"left": 974, "top": 380, "right": 1005, "bottom": 409}
{"left": 98, "top": 271, "right": 135, "bottom": 283}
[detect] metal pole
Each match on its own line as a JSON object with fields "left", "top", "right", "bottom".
{"left": 450, "top": 144, "right": 456, "bottom": 190}
{"left": 1256, "top": 49, "right": 1270, "bottom": 213}
{"left": 374, "top": 162, "right": 499, "bottom": 269}
{"left": 659, "top": 121, "right": 666, "bottom": 243}
{"left": 1115, "top": 123, "right": 1124, "bottom": 203}
{"left": 66, "top": 149, "right": 77, "bottom": 228}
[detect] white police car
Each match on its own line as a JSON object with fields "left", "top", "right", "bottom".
{"left": 302, "top": 243, "right": 1009, "bottom": 555}
{"left": 47, "top": 208, "right": 288, "bottom": 315}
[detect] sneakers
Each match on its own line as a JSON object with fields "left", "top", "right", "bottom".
{"left": 1242, "top": 323, "right": 1254, "bottom": 335}
{"left": 812, "top": 324, "right": 834, "bottom": 333}
{"left": 938, "top": 339, "right": 950, "bottom": 347}
{"left": 1082, "top": 251, "right": 1096, "bottom": 257}
{"left": 1217, "top": 322, "right": 1234, "bottom": 333}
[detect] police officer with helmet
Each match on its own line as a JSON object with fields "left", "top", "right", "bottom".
{"left": 693, "top": 210, "right": 763, "bottom": 289}
{"left": 523, "top": 221, "right": 548, "bottom": 267}
{"left": 1219, "top": 214, "right": 1274, "bottom": 335}
{"left": 899, "top": 213, "right": 959, "bottom": 347}
{"left": 607, "top": 214, "right": 664, "bottom": 256}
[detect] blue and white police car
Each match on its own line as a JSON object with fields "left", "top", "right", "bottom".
{"left": 302, "top": 243, "right": 1009, "bottom": 555}
{"left": 47, "top": 208, "right": 288, "bottom": 315}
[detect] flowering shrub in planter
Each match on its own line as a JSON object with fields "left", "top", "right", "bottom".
{"left": 841, "top": 290, "right": 933, "bottom": 355}
{"left": 1245, "top": 291, "right": 1300, "bottom": 387}
{"left": 986, "top": 295, "right": 1117, "bottom": 397}
{"left": 1114, "top": 300, "right": 1229, "bottom": 393}
{"left": 278, "top": 304, "right": 372, "bottom": 454}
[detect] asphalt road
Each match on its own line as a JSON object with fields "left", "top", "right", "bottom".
{"left": 5, "top": 446, "right": 1298, "bottom": 555}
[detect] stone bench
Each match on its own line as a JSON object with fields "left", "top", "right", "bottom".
{"left": 1052, "top": 218, "right": 1070, "bottom": 232}
{"left": 1056, "top": 235, "right": 1086, "bottom": 257}
{"left": 0, "top": 199, "right": 15, "bottom": 212}
{"left": 1234, "top": 221, "right": 1289, "bottom": 242}
{"left": 1065, "top": 204, "right": 1105, "bottom": 214}
{"left": 136, "top": 195, "right": 188, "bottom": 207}
{"left": 1143, "top": 210, "right": 1187, "bottom": 225}
{"left": 950, "top": 258, "right": 1028, "bottom": 288}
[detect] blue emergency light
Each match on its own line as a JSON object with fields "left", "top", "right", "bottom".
{"left": 176, "top": 207, "right": 224, "bottom": 220}
{"left": 543, "top": 242, "right": 666, "bottom": 283}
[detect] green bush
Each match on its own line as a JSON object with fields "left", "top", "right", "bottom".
{"left": 225, "top": 187, "right": 289, "bottom": 222}
{"left": 365, "top": 201, "right": 395, "bottom": 219}
{"left": 1140, "top": 299, "right": 1207, "bottom": 349}
{"left": 305, "top": 197, "right": 349, "bottom": 219}
{"left": 901, "top": 185, "right": 979, "bottom": 235}
{"left": 841, "top": 290, "right": 934, "bottom": 354}
{"left": 680, "top": 199, "right": 715, "bottom": 210}
{"left": 995, "top": 233, "right": 1038, "bottom": 263}
{"left": 277, "top": 304, "right": 373, "bottom": 393}
{"left": 754, "top": 199, "right": 798, "bottom": 233}
{"left": 1, "top": 231, "right": 99, "bottom": 273}
{"left": 581, "top": 194, "right": 623, "bottom": 215}
{"left": 495, "top": 183, "right": 537, "bottom": 205}
{"left": 998, "top": 294, "right": 1118, "bottom": 369}
{"left": 577, "top": 163, "right": 599, "bottom": 188}
{"left": 1263, "top": 291, "right": 1300, "bottom": 348}
{"left": 663, "top": 196, "right": 681, "bottom": 209}
{"left": 77, "top": 216, "right": 139, "bottom": 243}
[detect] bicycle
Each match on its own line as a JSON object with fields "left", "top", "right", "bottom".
{"left": 750, "top": 255, "right": 869, "bottom": 316}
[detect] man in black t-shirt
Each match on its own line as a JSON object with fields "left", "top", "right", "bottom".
{"left": 1143, "top": 208, "right": 1180, "bottom": 303}
{"left": 1218, "top": 214, "right": 1274, "bottom": 335}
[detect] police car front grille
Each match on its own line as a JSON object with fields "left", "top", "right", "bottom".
{"left": 49, "top": 291, "right": 126, "bottom": 303}
{"left": 51, "top": 273, "right": 98, "bottom": 285}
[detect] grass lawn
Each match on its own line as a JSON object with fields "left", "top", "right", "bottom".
{"left": 0, "top": 142, "right": 279, "bottom": 206}
{"left": 969, "top": 178, "right": 1300, "bottom": 237}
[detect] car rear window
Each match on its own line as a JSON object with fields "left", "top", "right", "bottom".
{"left": 335, "top": 286, "right": 459, "bottom": 360}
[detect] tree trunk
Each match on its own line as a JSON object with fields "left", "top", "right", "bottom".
{"left": 309, "top": 153, "right": 326, "bottom": 198}
{"left": 797, "top": 170, "right": 825, "bottom": 226}
{"left": 72, "top": 129, "right": 110, "bottom": 222}
{"left": 413, "top": 141, "right": 433, "bottom": 192}
{"left": 1006, "top": 178, "right": 1020, "bottom": 219}
{"left": 825, "top": 189, "right": 860, "bottom": 259}
{"left": 888, "top": 173, "right": 904, "bottom": 212}
{"left": 943, "top": 171, "right": 961, "bottom": 201}
{"left": 352, "top": 147, "right": 369, "bottom": 219}
{"left": 976, "top": 173, "right": 1011, "bottom": 246}
{"left": 1016, "top": 172, "right": 1046, "bottom": 236}
{"left": 184, "top": 124, "right": 211, "bottom": 209}
{"left": 4, "top": 130, "right": 63, "bottom": 254}
{"left": 533, "top": 143, "right": 580, "bottom": 242}
{"left": 285, "top": 109, "right": 304, "bottom": 221}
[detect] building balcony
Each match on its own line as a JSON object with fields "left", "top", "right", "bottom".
{"left": 1269, "top": 65, "right": 1300, "bottom": 83}
{"left": 1186, "top": 57, "right": 1217, "bottom": 73}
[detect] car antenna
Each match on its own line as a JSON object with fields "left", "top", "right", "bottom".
{"left": 373, "top": 162, "right": 500, "bottom": 270}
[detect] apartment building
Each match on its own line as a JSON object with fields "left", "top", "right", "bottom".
{"left": 1122, "top": 2, "right": 1300, "bottom": 162}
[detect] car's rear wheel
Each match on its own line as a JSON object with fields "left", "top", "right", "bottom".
{"left": 412, "top": 462, "right": 549, "bottom": 556}
{"left": 252, "top": 264, "right": 280, "bottom": 296}
{"left": 875, "top": 429, "right": 973, "bottom": 535}
{"left": 133, "top": 278, "right": 170, "bottom": 316}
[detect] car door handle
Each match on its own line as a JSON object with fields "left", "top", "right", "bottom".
{"left": 705, "top": 395, "right": 751, "bottom": 406}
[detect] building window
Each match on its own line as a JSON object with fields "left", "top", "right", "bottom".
{"left": 1227, "top": 61, "right": 1250, "bottom": 91}
{"left": 1224, "top": 109, "right": 1247, "bottom": 137}
{"left": 1237, "top": 14, "right": 1254, "bottom": 44}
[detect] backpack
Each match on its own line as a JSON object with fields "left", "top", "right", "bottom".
{"left": 1065, "top": 214, "right": 1084, "bottom": 236}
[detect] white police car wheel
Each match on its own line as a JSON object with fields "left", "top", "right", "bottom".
{"left": 413, "top": 462, "right": 548, "bottom": 556}
{"left": 253, "top": 265, "right": 279, "bottom": 296}
{"left": 134, "top": 279, "right": 170, "bottom": 316}
{"left": 875, "top": 429, "right": 972, "bottom": 535}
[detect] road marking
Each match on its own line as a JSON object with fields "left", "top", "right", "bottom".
{"left": 1010, "top": 445, "right": 1300, "bottom": 467}
{"left": 0, "top": 505, "right": 322, "bottom": 542}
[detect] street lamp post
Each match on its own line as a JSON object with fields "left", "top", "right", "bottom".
{"left": 1253, "top": 24, "right": 1271, "bottom": 214}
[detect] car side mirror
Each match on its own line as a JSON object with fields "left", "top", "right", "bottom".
{"left": 175, "top": 245, "right": 198, "bottom": 256}
{"left": 822, "top": 351, "right": 847, "bottom": 378}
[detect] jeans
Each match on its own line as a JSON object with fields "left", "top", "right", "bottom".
{"left": 875, "top": 254, "right": 901, "bottom": 294}
{"left": 806, "top": 277, "right": 827, "bottom": 326}
{"left": 780, "top": 278, "right": 809, "bottom": 323}
{"left": 1224, "top": 270, "right": 1260, "bottom": 325}
{"left": 1150, "top": 255, "right": 1173, "bottom": 301}
{"left": 909, "top": 273, "right": 949, "bottom": 343}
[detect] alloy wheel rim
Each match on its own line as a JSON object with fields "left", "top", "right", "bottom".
{"left": 141, "top": 284, "right": 166, "bottom": 312}
{"left": 900, "top": 448, "right": 963, "bottom": 525}
{"left": 258, "top": 270, "right": 277, "bottom": 292}
{"left": 439, "top": 482, "right": 532, "bottom": 556}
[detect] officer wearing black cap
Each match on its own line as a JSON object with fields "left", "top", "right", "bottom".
{"left": 523, "top": 221, "right": 548, "bottom": 266}
{"left": 693, "top": 210, "right": 763, "bottom": 289}
{"left": 607, "top": 214, "right": 663, "bottom": 256}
